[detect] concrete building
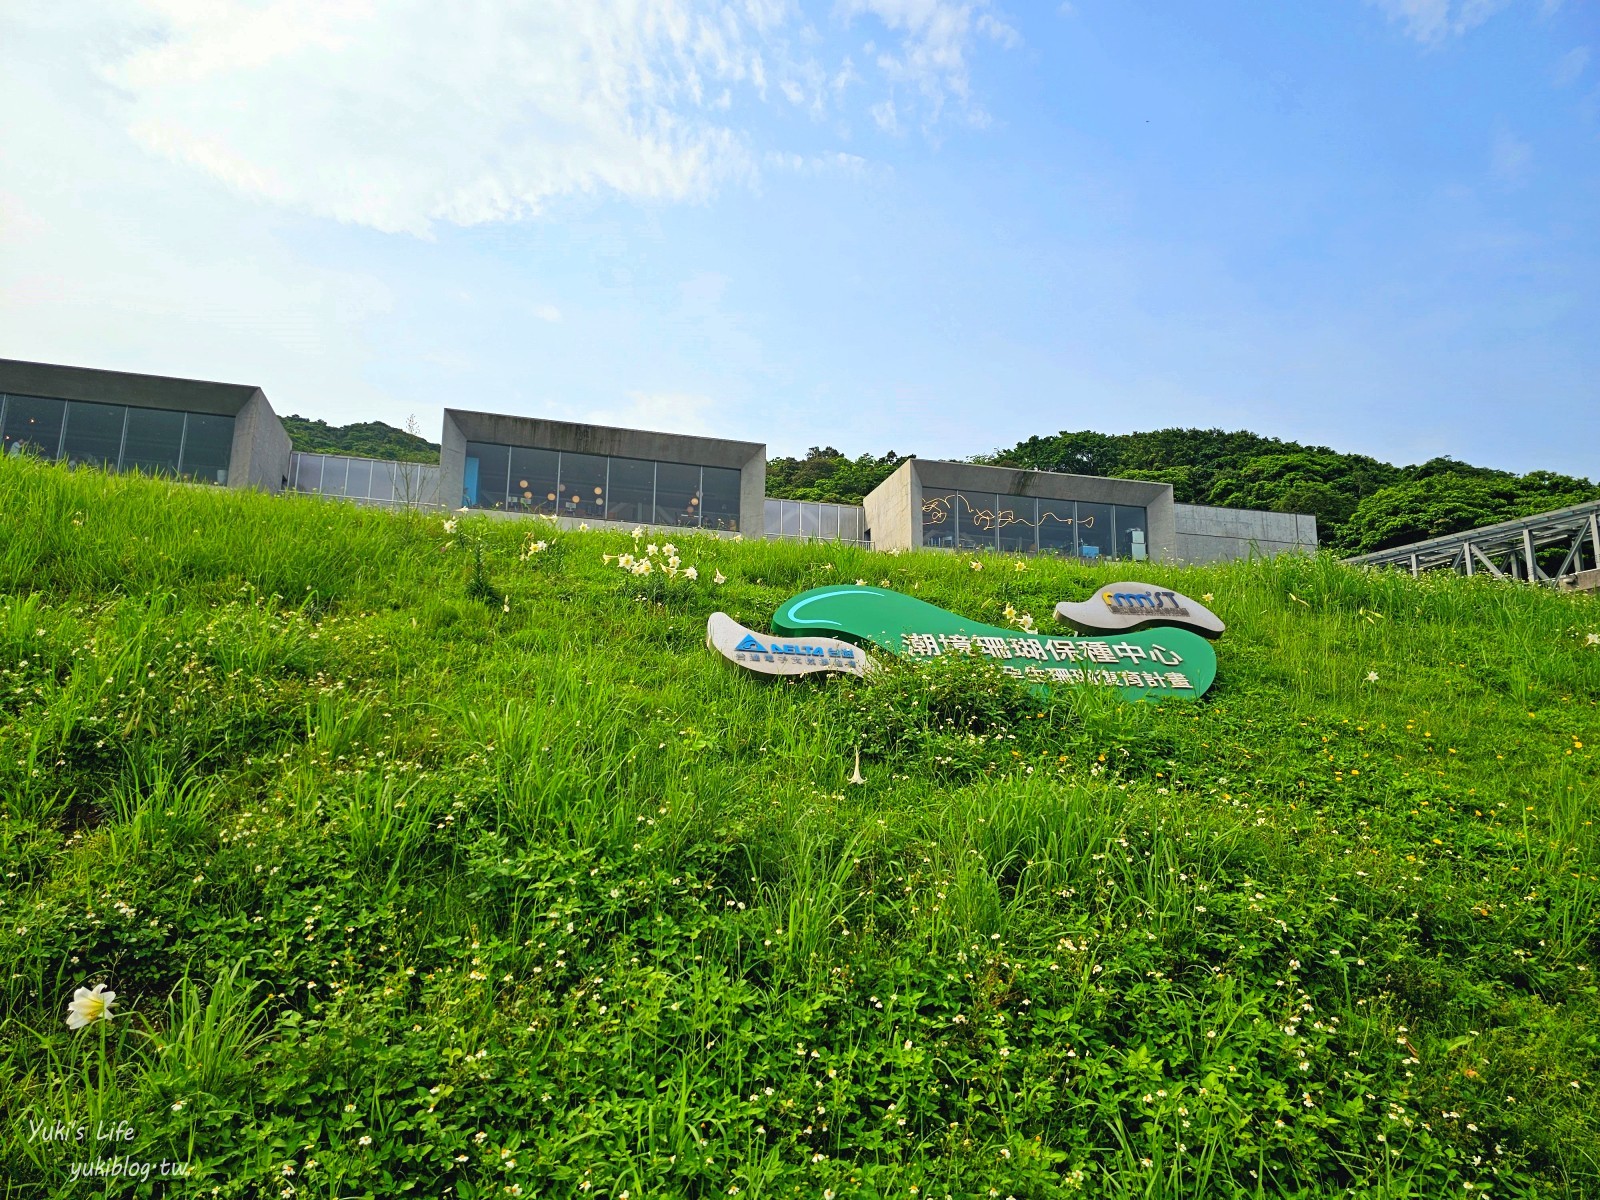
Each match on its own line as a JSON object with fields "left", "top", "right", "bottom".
{"left": 439, "top": 408, "right": 766, "bottom": 537}
{"left": 0, "top": 358, "right": 291, "bottom": 492}
{"left": 862, "top": 458, "right": 1317, "bottom": 563}
{"left": 1, "top": 357, "right": 1317, "bottom": 562}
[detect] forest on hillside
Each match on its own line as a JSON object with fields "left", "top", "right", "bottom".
{"left": 769, "top": 430, "right": 1600, "bottom": 556}
{"left": 282, "top": 414, "right": 441, "bottom": 463}
{"left": 285, "top": 415, "right": 1598, "bottom": 557}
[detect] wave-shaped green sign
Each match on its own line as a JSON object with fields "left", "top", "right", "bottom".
{"left": 771, "top": 586, "right": 1216, "bottom": 700}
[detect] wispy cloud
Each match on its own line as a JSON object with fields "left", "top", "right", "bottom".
{"left": 1553, "top": 46, "right": 1591, "bottom": 87}
{"left": 27, "top": 0, "right": 1018, "bottom": 237}
{"left": 1369, "top": 0, "right": 1512, "bottom": 45}
{"left": 586, "top": 390, "right": 720, "bottom": 436}
{"left": 1490, "top": 122, "right": 1533, "bottom": 185}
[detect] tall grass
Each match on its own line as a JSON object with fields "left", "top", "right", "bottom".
{"left": 1, "top": 454, "right": 1598, "bottom": 1197}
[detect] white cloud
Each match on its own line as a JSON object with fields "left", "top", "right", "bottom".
{"left": 1490, "top": 123, "right": 1533, "bottom": 185}
{"left": 585, "top": 390, "right": 720, "bottom": 435}
{"left": 533, "top": 305, "right": 564, "bottom": 323}
{"left": 1553, "top": 46, "right": 1591, "bottom": 87}
{"left": 3, "top": 0, "right": 1017, "bottom": 239}
{"left": 842, "top": 1, "right": 1018, "bottom": 123}
{"left": 1369, "top": 0, "right": 1511, "bottom": 44}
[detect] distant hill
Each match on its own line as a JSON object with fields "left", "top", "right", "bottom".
{"left": 765, "top": 430, "right": 1599, "bottom": 557}
{"left": 282, "top": 414, "right": 439, "bottom": 464}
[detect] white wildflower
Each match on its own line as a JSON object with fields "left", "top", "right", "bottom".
{"left": 66, "top": 984, "right": 116, "bottom": 1029}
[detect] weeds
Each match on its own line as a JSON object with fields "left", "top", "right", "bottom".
{"left": 1, "top": 455, "right": 1598, "bottom": 1197}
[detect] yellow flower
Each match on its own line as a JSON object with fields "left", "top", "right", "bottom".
{"left": 67, "top": 984, "right": 116, "bottom": 1029}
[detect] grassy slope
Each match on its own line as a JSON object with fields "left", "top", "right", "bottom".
{"left": 2, "top": 458, "right": 1598, "bottom": 1199}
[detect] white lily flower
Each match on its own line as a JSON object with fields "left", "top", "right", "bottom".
{"left": 67, "top": 984, "right": 116, "bottom": 1029}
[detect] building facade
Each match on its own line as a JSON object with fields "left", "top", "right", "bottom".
{"left": 0, "top": 358, "right": 291, "bottom": 492}
{"left": 0, "top": 358, "right": 1318, "bottom": 562}
{"left": 438, "top": 408, "right": 766, "bottom": 536}
{"left": 860, "top": 458, "right": 1317, "bottom": 564}
{"left": 863, "top": 459, "right": 1178, "bottom": 560}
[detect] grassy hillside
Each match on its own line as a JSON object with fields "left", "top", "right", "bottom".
{"left": 2, "top": 458, "right": 1598, "bottom": 1199}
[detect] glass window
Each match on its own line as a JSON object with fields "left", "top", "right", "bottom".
{"left": 700, "top": 466, "right": 741, "bottom": 532}
{"left": 2, "top": 393, "right": 66, "bottom": 459}
{"left": 794, "top": 503, "right": 817, "bottom": 537}
{"left": 345, "top": 457, "right": 372, "bottom": 500}
{"left": 464, "top": 441, "right": 509, "bottom": 509}
{"left": 655, "top": 461, "right": 702, "bottom": 527}
{"left": 606, "top": 456, "right": 654, "bottom": 524}
{"left": 60, "top": 401, "right": 126, "bottom": 469}
{"left": 819, "top": 504, "right": 839, "bottom": 540}
{"left": 179, "top": 413, "right": 234, "bottom": 484}
{"left": 780, "top": 500, "right": 801, "bottom": 538}
{"left": 1115, "top": 504, "right": 1149, "bottom": 561}
{"left": 556, "top": 451, "right": 606, "bottom": 521}
{"left": 508, "top": 446, "right": 560, "bottom": 515}
{"left": 841, "top": 507, "right": 863, "bottom": 543}
{"left": 322, "top": 457, "right": 351, "bottom": 497}
{"left": 996, "top": 494, "right": 1036, "bottom": 554}
{"left": 293, "top": 453, "right": 322, "bottom": 492}
{"left": 1077, "top": 501, "right": 1113, "bottom": 560}
{"left": 1037, "top": 498, "right": 1078, "bottom": 557}
{"left": 124, "top": 407, "right": 193, "bottom": 478}
{"left": 764, "top": 497, "right": 782, "bottom": 537}
{"left": 368, "top": 462, "right": 396, "bottom": 503}
{"left": 956, "top": 491, "right": 997, "bottom": 551}
{"left": 921, "top": 490, "right": 958, "bottom": 548}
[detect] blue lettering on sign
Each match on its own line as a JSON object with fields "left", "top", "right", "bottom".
{"left": 734, "top": 633, "right": 766, "bottom": 653}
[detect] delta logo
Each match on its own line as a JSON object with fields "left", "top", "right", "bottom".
{"left": 734, "top": 632, "right": 856, "bottom": 660}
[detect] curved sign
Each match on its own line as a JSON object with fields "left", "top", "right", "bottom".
{"left": 770, "top": 587, "right": 1215, "bottom": 700}
{"left": 707, "top": 611, "right": 873, "bottom": 678}
{"left": 1054, "top": 583, "right": 1224, "bottom": 639}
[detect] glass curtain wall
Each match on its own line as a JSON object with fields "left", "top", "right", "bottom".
{"left": 763, "top": 499, "right": 868, "bottom": 544}
{"left": 916, "top": 489, "right": 1147, "bottom": 561}
{"left": 0, "top": 392, "right": 234, "bottom": 482}
{"left": 288, "top": 452, "right": 441, "bottom": 506}
{"left": 461, "top": 440, "right": 744, "bottom": 532}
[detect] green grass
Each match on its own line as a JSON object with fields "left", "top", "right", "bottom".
{"left": 2, "top": 456, "right": 1598, "bottom": 1199}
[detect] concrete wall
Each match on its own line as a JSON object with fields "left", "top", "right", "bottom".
{"left": 865, "top": 459, "right": 1177, "bottom": 559}
{"left": 441, "top": 408, "right": 766, "bottom": 534}
{"left": 1172, "top": 504, "right": 1317, "bottom": 563}
{"left": 232, "top": 392, "right": 293, "bottom": 493}
{"left": 862, "top": 459, "right": 920, "bottom": 551}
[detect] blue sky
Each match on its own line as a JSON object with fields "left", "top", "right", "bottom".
{"left": 3, "top": 1, "right": 1596, "bottom": 474}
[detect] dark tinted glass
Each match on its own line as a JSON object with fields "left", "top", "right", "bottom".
{"left": 700, "top": 466, "right": 741, "bottom": 531}
{"left": 921, "top": 490, "right": 957, "bottom": 548}
{"left": 61, "top": 401, "right": 126, "bottom": 468}
{"left": 2, "top": 393, "right": 65, "bottom": 459}
{"left": 508, "top": 446, "right": 559, "bottom": 514}
{"left": 995, "top": 494, "right": 1036, "bottom": 553}
{"left": 956, "top": 491, "right": 997, "bottom": 550}
{"left": 557, "top": 451, "right": 607, "bottom": 520}
{"left": 179, "top": 413, "right": 234, "bottom": 484}
{"left": 1077, "top": 502, "right": 1113, "bottom": 559}
{"left": 1115, "top": 504, "right": 1148, "bottom": 560}
{"left": 464, "top": 442, "right": 509, "bottom": 509}
{"left": 1037, "top": 498, "right": 1077, "bottom": 556}
{"left": 655, "top": 461, "right": 702, "bottom": 526}
{"left": 605, "top": 456, "right": 654, "bottom": 523}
